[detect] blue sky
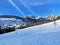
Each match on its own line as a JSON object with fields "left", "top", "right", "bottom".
{"left": 0, "top": 0, "right": 60, "bottom": 17}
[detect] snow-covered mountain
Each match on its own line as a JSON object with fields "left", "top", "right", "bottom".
{"left": 0, "top": 15, "right": 48, "bottom": 25}
{"left": 0, "top": 15, "right": 59, "bottom": 28}
{"left": 0, "top": 15, "right": 23, "bottom": 19}
{"left": 0, "top": 15, "right": 26, "bottom": 25}
{"left": 47, "top": 14, "right": 58, "bottom": 20}
{"left": 23, "top": 15, "right": 48, "bottom": 24}
{"left": 0, "top": 20, "right": 60, "bottom": 45}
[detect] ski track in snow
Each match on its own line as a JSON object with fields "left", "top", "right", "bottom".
{"left": 0, "top": 20, "right": 60, "bottom": 45}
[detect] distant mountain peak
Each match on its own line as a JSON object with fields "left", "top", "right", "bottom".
{"left": 47, "top": 14, "right": 58, "bottom": 20}
{"left": 0, "top": 15, "right": 23, "bottom": 19}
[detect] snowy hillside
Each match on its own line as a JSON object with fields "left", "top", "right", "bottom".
{"left": 0, "top": 19, "right": 25, "bottom": 25}
{"left": 0, "top": 20, "right": 60, "bottom": 45}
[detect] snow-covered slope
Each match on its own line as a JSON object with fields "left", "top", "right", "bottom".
{"left": 0, "top": 20, "right": 60, "bottom": 45}
{"left": 0, "top": 19, "right": 26, "bottom": 26}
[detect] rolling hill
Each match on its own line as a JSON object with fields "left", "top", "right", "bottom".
{"left": 0, "top": 20, "right": 60, "bottom": 45}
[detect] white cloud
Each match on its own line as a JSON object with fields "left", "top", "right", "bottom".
{"left": 24, "top": 0, "right": 60, "bottom": 6}
{"left": 26, "top": 2, "right": 43, "bottom": 6}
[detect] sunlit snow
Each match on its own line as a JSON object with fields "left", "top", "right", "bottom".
{"left": 0, "top": 20, "right": 60, "bottom": 45}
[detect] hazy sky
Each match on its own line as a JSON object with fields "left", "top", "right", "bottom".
{"left": 0, "top": 0, "right": 60, "bottom": 17}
